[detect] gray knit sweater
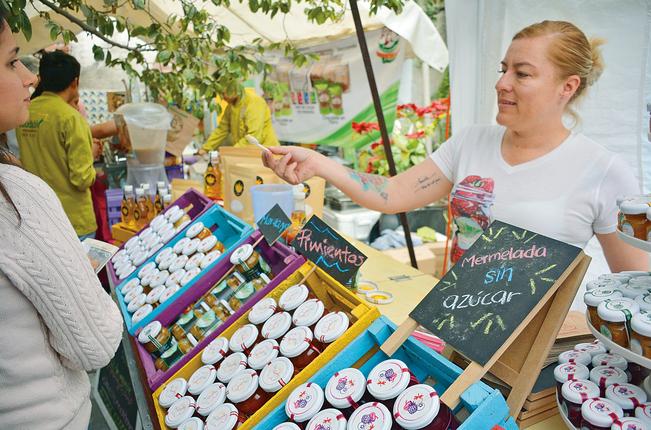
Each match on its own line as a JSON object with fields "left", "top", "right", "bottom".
{"left": 0, "top": 164, "right": 123, "bottom": 429}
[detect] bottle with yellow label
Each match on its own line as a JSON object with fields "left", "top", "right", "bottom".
{"left": 204, "top": 151, "right": 222, "bottom": 201}
{"left": 121, "top": 184, "right": 137, "bottom": 228}
{"left": 134, "top": 187, "right": 148, "bottom": 229}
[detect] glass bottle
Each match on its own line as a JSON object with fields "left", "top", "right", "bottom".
{"left": 134, "top": 187, "right": 147, "bottom": 229}
{"left": 141, "top": 183, "right": 156, "bottom": 222}
{"left": 204, "top": 151, "right": 222, "bottom": 201}
{"left": 284, "top": 184, "right": 306, "bottom": 244}
{"left": 154, "top": 181, "right": 166, "bottom": 215}
{"left": 121, "top": 184, "right": 136, "bottom": 228}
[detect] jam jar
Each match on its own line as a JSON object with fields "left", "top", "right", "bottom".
{"left": 285, "top": 382, "right": 326, "bottom": 426}
{"left": 227, "top": 272, "right": 246, "bottom": 291}
{"left": 167, "top": 269, "right": 186, "bottom": 288}
{"left": 314, "top": 312, "right": 350, "bottom": 349}
{"left": 347, "top": 401, "right": 393, "bottom": 430}
{"left": 279, "top": 284, "right": 311, "bottom": 312}
{"left": 205, "top": 403, "right": 243, "bottom": 430}
{"left": 201, "top": 337, "right": 230, "bottom": 366}
{"left": 575, "top": 342, "right": 608, "bottom": 358}
{"left": 138, "top": 321, "right": 173, "bottom": 356}
{"left": 259, "top": 357, "right": 295, "bottom": 394}
{"left": 248, "top": 339, "right": 280, "bottom": 370}
{"left": 558, "top": 350, "right": 593, "bottom": 367}
{"left": 560, "top": 379, "right": 600, "bottom": 427}
{"left": 262, "top": 311, "right": 293, "bottom": 340}
{"left": 620, "top": 284, "right": 651, "bottom": 300}
{"left": 173, "top": 311, "right": 198, "bottom": 340}
{"left": 182, "top": 238, "right": 201, "bottom": 257}
{"left": 170, "top": 255, "right": 190, "bottom": 274}
{"left": 132, "top": 304, "right": 154, "bottom": 324}
{"left": 226, "top": 368, "right": 271, "bottom": 417}
{"left": 159, "top": 377, "right": 189, "bottom": 409}
{"left": 196, "top": 382, "right": 227, "bottom": 417}
{"left": 229, "top": 324, "right": 260, "bottom": 355}
{"left": 127, "top": 293, "right": 147, "bottom": 314}
{"left": 178, "top": 417, "right": 204, "bottom": 430}
{"left": 121, "top": 278, "right": 141, "bottom": 296}
{"left": 231, "top": 282, "right": 257, "bottom": 309}
{"left": 647, "top": 208, "right": 651, "bottom": 242}
{"left": 631, "top": 311, "right": 651, "bottom": 359}
{"left": 124, "top": 284, "right": 144, "bottom": 304}
{"left": 605, "top": 382, "right": 648, "bottom": 416}
{"left": 248, "top": 297, "right": 278, "bottom": 327}
{"left": 165, "top": 396, "right": 197, "bottom": 429}
{"left": 185, "top": 253, "right": 205, "bottom": 272}
{"left": 366, "top": 359, "right": 418, "bottom": 412}
{"left": 138, "top": 261, "right": 158, "bottom": 279}
{"left": 181, "top": 267, "right": 202, "bottom": 287}
{"left": 146, "top": 286, "right": 166, "bottom": 307}
{"left": 591, "top": 366, "right": 629, "bottom": 397}
{"left": 186, "top": 221, "right": 212, "bottom": 240}
{"left": 158, "top": 252, "right": 178, "bottom": 271}
{"left": 230, "top": 244, "right": 267, "bottom": 281}
{"left": 635, "top": 403, "right": 651, "bottom": 426}
{"left": 217, "top": 352, "right": 248, "bottom": 384}
{"left": 292, "top": 299, "right": 326, "bottom": 330}
{"left": 201, "top": 250, "right": 223, "bottom": 270}
{"left": 585, "top": 288, "right": 624, "bottom": 329}
{"left": 621, "top": 201, "right": 650, "bottom": 240}
{"left": 188, "top": 364, "right": 218, "bottom": 397}
{"left": 611, "top": 417, "right": 647, "bottom": 430}
{"left": 199, "top": 235, "right": 225, "bottom": 254}
{"left": 190, "top": 310, "right": 222, "bottom": 341}
{"left": 553, "top": 363, "right": 590, "bottom": 403}
{"left": 598, "top": 298, "right": 640, "bottom": 348}
{"left": 273, "top": 423, "right": 301, "bottom": 430}
{"left": 174, "top": 237, "right": 192, "bottom": 255}
{"left": 586, "top": 278, "right": 623, "bottom": 291}
{"left": 636, "top": 294, "right": 651, "bottom": 313}
{"left": 325, "top": 368, "right": 368, "bottom": 417}
{"left": 393, "top": 384, "right": 460, "bottom": 429}
{"left": 592, "top": 353, "right": 628, "bottom": 371}
{"left": 306, "top": 408, "right": 347, "bottom": 430}
{"left": 280, "top": 326, "right": 321, "bottom": 373}
{"left": 581, "top": 397, "right": 624, "bottom": 430}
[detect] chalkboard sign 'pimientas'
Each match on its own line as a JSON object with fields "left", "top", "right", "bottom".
{"left": 293, "top": 215, "right": 367, "bottom": 287}
{"left": 410, "top": 220, "right": 581, "bottom": 366}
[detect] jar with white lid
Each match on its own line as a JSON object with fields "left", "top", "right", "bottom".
{"left": 158, "top": 252, "right": 177, "bottom": 271}
{"left": 575, "top": 342, "right": 608, "bottom": 358}
{"left": 139, "top": 270, "right": 156, "bottom": 291}
{"left": 630, "top": 277, "right": 651, "bottom": 288}
{"left": 229, "top": 324, "right": 260, "bottom": 355}
{"left": 285, "top": 382, "right": 325, "bottom": 425}
{"left": 248, "top": 297, "right": 278, "bottom": 327}
{"left": 621, "top": 202, "right": 649, "bottom": 240}
{"left": 190, "top": 310, "right": 221, "bottom": 341}
{"left": 146, "top": 286, "right": 166, "bottom": 306}
{"left": 314, "top": 312, "right": 350, "bottom": 349}
{"left": 279, "top": 284, "right": 312, "bottom": 312}
{"left": 174, "top": 237, "right": 192, "bottom": 254}
{"left": 199, "top": 235, "right": 224, "bottom": 254}
{"left": 185, "top": 253, "right": 205, "bottom": 272}
{"left": 217, "top": 352, "right": 248, "bottom": 384}
{"left": 620, "top": 284, "right": 651, "bottom": 300}
{"left": 581, "top": 397, "right": 624, "bottom": 430}
{"left": 226, "top": 368, "right": 271, "bottom": 417}
{"left": 127, "top": 293, "right": 147, "bottom": 313}
{"left": 559, "top": 350, "right": 592, "bottom": 367}
{"left": 205, "top": 403, "right": 242, "bottom": 430}
{"left": 117, "top": 264, "right": 136, "bottom": 280}
{"left": 151, "top": 214, "right": 167, "bottom": 230}
{"left": 307, "top": 408, "right": 347, "bottom": 430}
{"left": 181, "top": 267, "right": 202, "bottom": 287}
{"left": 147, "top": 242, "right": 164, "bottom": 258}
{"left": 636, "top": 295, "right": 651, "bottom": 313}
{"left": 160, "top": 226, "right": 176, "bottom": 244}
{"left": 201, "top": 250, "right": 222, "bottom": 270}
{"left": 592, "top": 353, "right": 628, "bottom": 371}
{"left": 366, "top": 359, "right": 418, "bottom": 411}
{"left": 610, "top": 417, "right": 647, "bottom": 430}
{"left": 605, "top": 383, "right": 648, "bottom": 416}
{"left": 273, "top": 423, "right": 301, "bottom": 430}
{"left": 554, "top": 362, "right": 590, "bottom": 403}
{"left": 182, "top": 238, "right": 201, "bottom": 257}
{"left": 131, "top": 250, "right": 148, "bottom": 267}
{"left": 598, "top": 298, "right": 640, "bottom": 348}
{"left": 248, "top": 339, "right": 280, "bottom": 370}
{"left": 325, "top": 368, "right": 368, "bottom": 417}
{"left": 292, "top": 299, "right": 326, "bottom": 330}
{"left": 591, "top": 366, "right": 629, "bottom": 397}
{"left": 631, "top": 311, "right": 651, "bottom": 359}
{"left": 262, "top": 311, "right": 293, "bottom": 340}
{"left": 170, "top": 255, "right": 189, "bottom": 274}
{"left": 159, "top": 378, "right": 188, "bottom": 409}
{"left": 560, "top": 379, "right": 600, "bottom": 427}
{"left": 201, "top": 337, "right": 230, "bottom": 366}
{"left": 124, "top": 285, "right": 144, "bottom": 304}
{"left": 172, "top": 311, "right": 198, "bottom": 341}
{"left": 196, "top": 382, "right": 227, "bottom": 417}
{"left": 165, "top": 205, "right": 181, "bottom": 218}
{"left": 635, "top": 403, "right": 651, "bottom": 426}
{"left": 121, "top": 278, "right": 141, "bottom": 296}
{"left": 600, "top": 273, "right": 633, "bottom": 283}
{"left": 259, "top": 357, "right": 295, "bottom": 394}
{"left": 585, "top": 288, "right": 624, "bottom": 329}
{"left": 158, "top": 341, "right": 184, "bottom": 370}
{"left": 347, "top": 401, "right": 392, "bottom": 430}
{"left": 188, "top": 364, "right": 218, "bottom": 396}
{"left": 138, "top": 321, "right": 173, "bottom": 356}
{"left": 178, "top": 417, "right": 204, "bottom": 430}
{"left": 393, "top": 384, "right": 460, "bottom": 429}
{"left": 230, "top": 244, "right": 268, "bottom": 281}
{"left": 139, "top": 261, "right": 158, "bottom": 279}
{"left": 280, "top": 326, "right": 321, "bottom": 373}
{"left": 176, "top": 219, "right": 192, "bottom": 233}
{"left": 186, "top": 221, "right": 212, "bottom": 240}
{"left": 165, "top": 396, "right": 197, "bottom": 429}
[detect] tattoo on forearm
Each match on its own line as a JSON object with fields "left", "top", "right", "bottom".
{"left": 348, "top": 170, "right": 389, "bottom": 203}
{"left": 414, "top": 174, "right": 441, "bottom": 192}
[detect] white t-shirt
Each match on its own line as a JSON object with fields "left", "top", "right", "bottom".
{"left": 430, "top": 125, "right": 639, "bottom": 249}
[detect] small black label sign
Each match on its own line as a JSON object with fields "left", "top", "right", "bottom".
{"left": 258, "top": 203, "right": 292, "bottom": 245}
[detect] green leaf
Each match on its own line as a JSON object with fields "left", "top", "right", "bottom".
{"left": 20, "top": 12, "right": 31, "bottom": 41}
{"left": 133, "top": 0, "right": 145, "bottom": 9}
{"left": 49, "top": 25, "right": 59, "bottom": 41}
{"left": 80, "top": 4, "right": 92, "bottom": 18}
{"left": 157, "top": 50, "right": 172, "bottom": 64}
{"left": 92, "top": 45, "right": 105, "bottom": 62}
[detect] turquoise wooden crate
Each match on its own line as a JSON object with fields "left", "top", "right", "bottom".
{"left": 255, "top": 316, "right": 514, "bottom": 430}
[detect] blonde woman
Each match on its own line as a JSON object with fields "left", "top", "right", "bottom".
{"left": 264, "top": 20, "right": 648, "bottom": 272}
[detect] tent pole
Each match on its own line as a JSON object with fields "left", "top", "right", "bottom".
{"left": 349, "top": 0, "right": 418, "bottom": 269}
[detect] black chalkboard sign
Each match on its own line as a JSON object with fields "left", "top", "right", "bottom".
{"left": 96, "top": 343, "right": 139, "bottom": 430}
{"left": 293, "top": 215, "right": 367, "bottom": 287}
{"left": 258, "top": 203, "right": 291, "bottom": 245}
{"left": 410, "top": 220, "right": 581, "bottom": 366}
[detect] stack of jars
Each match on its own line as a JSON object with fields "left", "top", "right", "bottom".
{"left": 554, "top": 341, "right": 651, "bottom": 428}
{"left": 273, "top": 359, "right": 460, "bottom": 430}
{"left": 137, "top": 243, "right": 275, "bottom": 371}
{"left": 584, "top": 271, "right": 651, "bottom": 358}
{"left": 111, "top": 204, "right": 193, "bottom": 280}
{"left": 156, "top": 282, "right": 351, "bottom": 429}
{"left": 617, "top": 197, "right": 651, "bottom": 242}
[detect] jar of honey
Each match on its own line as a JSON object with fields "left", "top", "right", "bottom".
{"left": 199, "top": 235, "right": 225, "bottom": 254}
{"left": 580, "top": 397, "right": 624, "bottom": 430}
{"left": 279, "top": 326, "right": 321, "bottom": 373}
{"left": 226, "top": 369, "right": 271, "bottom": 417}
{"left": 585, "top": 288, "right": 624, "bottom": 329}
{"left": 259, "top": 357, "right": 295, "bottom": 394}
{"left": 230, "top": 244, "right": 267, "bottom": 281}
{"left": 292, "top": 299, "right": 326, "bottom": 330}
{"left": 205, "top": 403, "right": 243, "bottom": 430}
{"left": 560, "top": 379, "right": 599, "bottom": 427}
{"left": 188, "top": 364, "right": 218, "bottom": 397}
{"left": 196, "top": 382, "right": 227, "bottom": 417}
{"left": 229, "top": 324, "right": 260, "bottom": 355}
{"left": 217, "top": 352, "right": 248, "bottom": 384}
{"left": 158, "top": 377, "right": 188, "bottom": 409}
{"left": 621, "top": 202, "right": 650, "bottom": 240}
{"left": 306, "top": 408, "right": 347, "bottom": 430}
{"left": 262, "top": 311, "right": 293, "bottom": 340}
{"left": 248, "top": 339, "right": 280, "bottom": 370}
{"left": 201, "top": 250, "right": 223, "bottom": 270}
{"left": 190, "top": 310, "right": 222, "bottom": 342}
{"left": 138, "top": 321, "right": 173, "bottom": 356}
{"left": 285, "top": 382, "right": 325, "bottom": 425}
{"left": 597, "top": 298, "right": 640, "bottom": 348}
{"left": 631, "top": 311, "right": 651, "bottom": 359}
{"left": 392, "top": 384, "right": 460, "bottom": 429}
{"left": 186, "top": 221, "right": 213, "bottom": 240}
{"left": 172, "top": 311, "right": 198, "bottom": 340}
{"left": 325, "top": 368, "right": 368, "bottom": 417}
{"left": 201, "top": 337, "right": 230, "bottom": 366}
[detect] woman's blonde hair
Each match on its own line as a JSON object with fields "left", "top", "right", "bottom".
{"left": 513, "top": 21, "right": 605, "bottom": 119}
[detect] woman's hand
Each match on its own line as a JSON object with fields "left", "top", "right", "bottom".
{"left": 262, "top": 146, "right": 324, "bottom": 185}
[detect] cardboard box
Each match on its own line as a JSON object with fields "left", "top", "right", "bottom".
{"left": 381, "top": 240, "right": 448, "bottom": 278}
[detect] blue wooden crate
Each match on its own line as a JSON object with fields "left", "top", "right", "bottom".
{"left": 255, "top": 316, "right": 514, "bottom": 430}
{"left": 115, "top": 204, "right": 253, "bottom": 334}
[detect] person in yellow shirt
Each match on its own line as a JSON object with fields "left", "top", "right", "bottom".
{"left": 16, "top": 51, "right": 96, "bottom": 239}
{"left": 198, "top": 80, "right": 279, "bottom": 154}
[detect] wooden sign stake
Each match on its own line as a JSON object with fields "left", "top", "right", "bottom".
{"left": 381, "top": 252, "right": 591, "bottom": 416}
